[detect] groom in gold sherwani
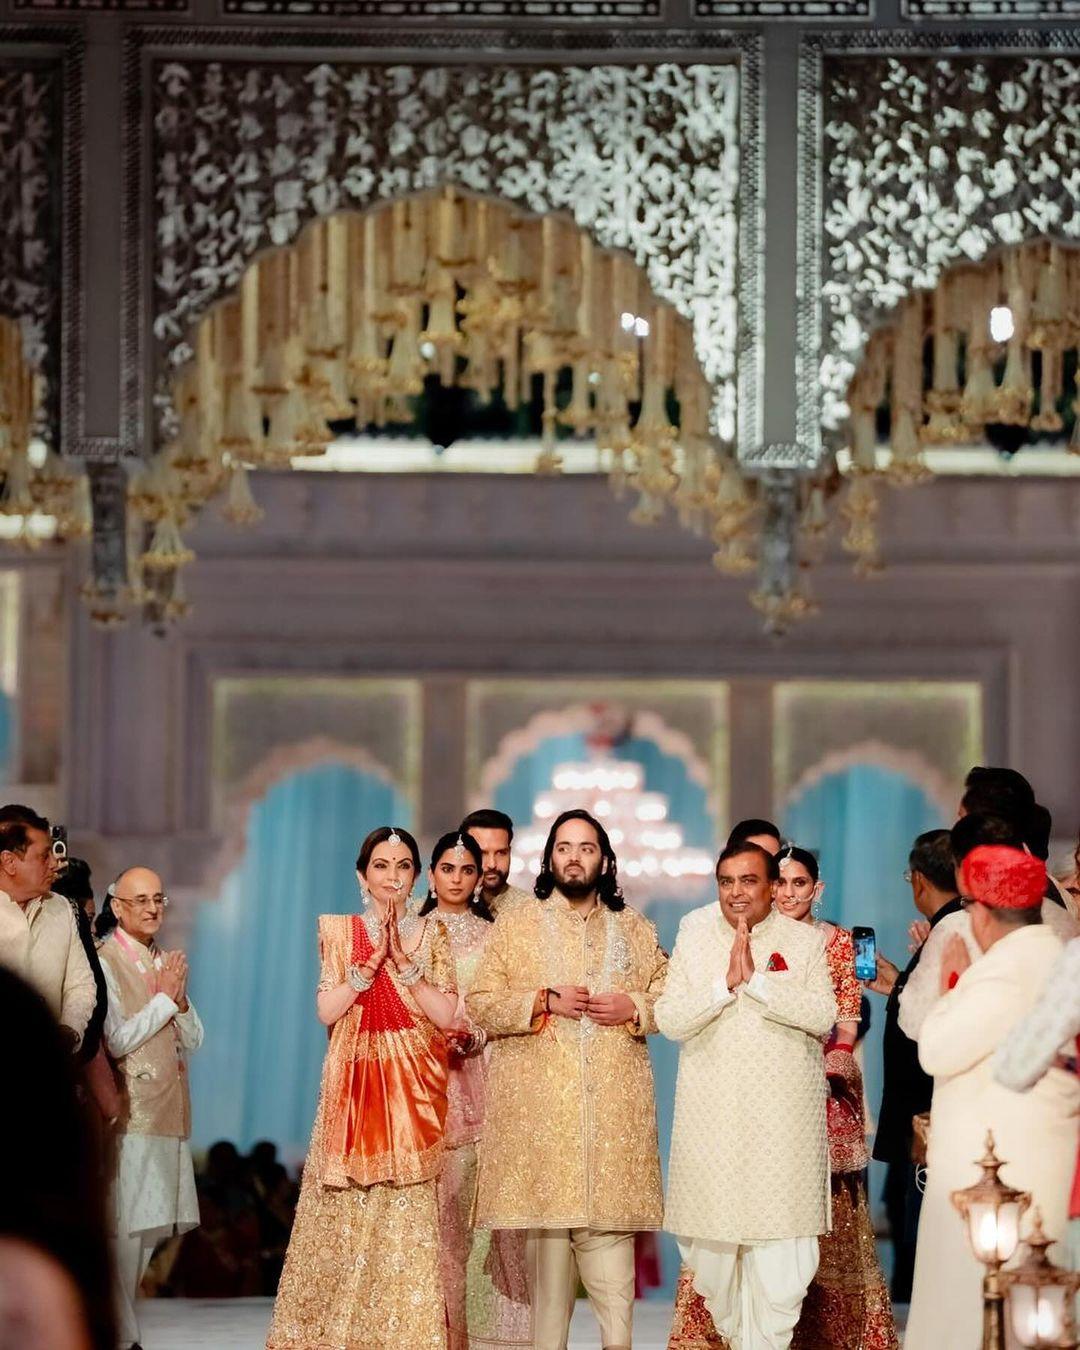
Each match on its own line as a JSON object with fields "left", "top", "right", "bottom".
{"left": 467, "top": 808, "right": 668, "bottom": 1350}
{"left": 657, "top": 841, "right": 836, "bottom": 1350}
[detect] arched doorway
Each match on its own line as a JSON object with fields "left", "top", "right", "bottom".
{"left": 187, "top": 759, "right": 411, "bottom": 1160}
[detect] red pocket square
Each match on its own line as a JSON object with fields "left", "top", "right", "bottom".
{"left": 766, "top": 952, "right": 788, "bottom": 972}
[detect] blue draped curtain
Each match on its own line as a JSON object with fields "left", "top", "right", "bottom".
{"left": 783, "top": 762, "right": 944, "bottom": 1233}
{"left": 494, "top": 731, "right": 715, "bottom": 1300}
{"left": 188, "top": 762, "right": 411, "bottom": 1164}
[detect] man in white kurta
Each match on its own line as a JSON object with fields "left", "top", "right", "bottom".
{"left": 0, "top": 805, "right": 96, "bottom": 1046}
{"left": 994, "top": 935, "right": 1080, "bottom": 1286}
{"left": 906, "top": 846, "right": 1079, "bottom": 1350}
{"left": 98, "top": 867, "right": 203, "bottom": 1350}
{"left": 656, "top": 842, "right": 836, "bottom": 1350}
{"left": 899, "top": 812, "right": 1079, "bottom": 1042}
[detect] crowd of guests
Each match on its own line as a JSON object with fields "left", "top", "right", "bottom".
{"left": 0, "top": 772, "right": 1078, "bottom": 1350}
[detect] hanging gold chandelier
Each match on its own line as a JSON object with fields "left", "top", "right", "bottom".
{"left": 0, "top": 315, "right": 91, "bottom": 549}
{"left": 114, "top": 188, "right": 763, "bottom": 627}
{"left": 767, "top": 239, "right": 1080, "bottom": 627}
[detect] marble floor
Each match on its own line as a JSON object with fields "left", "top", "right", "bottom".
{"left": 138, "top": 1296, "right": 908, "bottom": 1347}
{"left": 139, "top": 1298, "right": 674, "bottom": 1348}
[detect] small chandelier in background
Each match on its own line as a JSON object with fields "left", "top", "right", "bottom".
{"left": 761, "top": 239, "right": 1080, "bottom": 630}
{"left": 0, "top": 316, "right": 92, "bottom": 550}
{"left": 510, "top": 706, "right": 715, "bottom": 901}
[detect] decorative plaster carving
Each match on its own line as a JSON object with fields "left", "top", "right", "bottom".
{"left": 205, "top": 736, "right": 404, "bottom": 895}
{"left": 121, "top": 29, "right": 762, "bottom": 457}
{"left": 16, "top": 0, "right": 186, "bottom": 11}
{"left": 224, "top": 0, "right": 655, "bottom": 14}
{"left": 798, "top": 30, "right": 1080, "bottom": 463}
{"left": 475, "top": 703, "right": 716, "bottom": 805}
{"left": 902, "top": 0, "right": 1077, "bottom": 15}
{"left": 0, "top": 29, "right": 83, "bottom": 453}
{"left": 87, "top": 461, "right": 129, "bottom": 590}
{"left": 783, "top": 738, "right": 958, "bottom": 820}
{"left": 697, "top": 0, "right": 869, "bottom": 16}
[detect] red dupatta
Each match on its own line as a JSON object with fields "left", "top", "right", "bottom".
{"left": 313, "top": 915, "right": 449, "bottom": 1189}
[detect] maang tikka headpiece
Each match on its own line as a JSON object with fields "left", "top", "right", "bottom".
{"left": 387, "top": 827, "right": 402, "bottom": 846}
{"left": 453, "top": 834, "right": 467, "bottom": 861}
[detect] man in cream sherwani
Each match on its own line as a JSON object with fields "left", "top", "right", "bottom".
{"left": 656, "top": 841, "right": 836, "bottom": 1350}
{"left": 905, "top": 845, "right": 1079, "bottom": 1350}
{"left": 98, "top": 865, "right": 203, "bottom": 1350}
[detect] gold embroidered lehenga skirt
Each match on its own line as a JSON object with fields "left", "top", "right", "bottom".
{"left": 266, "top": 1167, "right": 445, "bottom": 1350}
{"left": 438, "top": 1140, "right": 531, "bottom": 1350}
{"left": 267, "top": 913, "right": 456, "bottom": 1350}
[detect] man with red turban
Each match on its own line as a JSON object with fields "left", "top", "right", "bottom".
{"left": 905, "top": 846, "right": 1080, "bottom": 1349}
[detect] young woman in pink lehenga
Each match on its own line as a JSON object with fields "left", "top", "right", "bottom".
{"left": 420, "top": 831, "right": 531, "bottom": 1350}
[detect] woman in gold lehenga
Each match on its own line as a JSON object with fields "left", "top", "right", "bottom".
{"left": 420, "top": 831, "right": 531, "bottom": 1350}
{"left": 668, "top": 845, "right": 898, "bottom": 1350}
{"left": 266, "top": 825, "right": 460, "bottom": 1350}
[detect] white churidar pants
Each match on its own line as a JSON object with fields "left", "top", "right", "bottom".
{"left": 114, "top": 1230, "right": 158, "bottom": 1349}
{"left": 678, "top": 1235, "right": 819, "bottom": 1350}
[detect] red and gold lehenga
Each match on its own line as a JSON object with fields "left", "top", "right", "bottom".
{"left": 266, "top": 912, "right": 453, "bottom": 1350}
{"left": 668, "top": 924, "right": 898, "bottom": 1350}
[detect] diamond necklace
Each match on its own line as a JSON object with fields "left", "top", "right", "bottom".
{"left": 361, "top": 904, "right": 420, "bottom": 945}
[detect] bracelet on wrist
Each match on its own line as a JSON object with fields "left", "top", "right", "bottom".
{"left": 397, "top": 961, "right": 423, "bottom": 987}
{"left": 347, "top": 963, "right": 375, "bottom": 993}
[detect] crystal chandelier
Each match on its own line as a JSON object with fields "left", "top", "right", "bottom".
{"left": 510, "top": 757, "right": 715, "bottom": 900}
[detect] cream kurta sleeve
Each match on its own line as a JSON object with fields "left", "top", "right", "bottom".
{"left": 898, "top": 908, "right": 978, "bottom": 1040}
{"left": 102, "top": 960, "right": 182, "bottom": 1057}
{"left": 60, "top": 905, "right": 97, "bottom": 1045}
{"left": 466, "top": 912, "right": 540, "bottom": 1037}
{"left": 742, "top": 941, "right": 837, "bottom": 1039}
{"left": 174, "top": 1002, "right": 204, "bottom": 1052}
{"left": 919, "top": 964, "right": 1027, "bottom": 1079}
{"left": 994, "top": 938, "right": 1080, "bottom": 1091}
{"left": 654, "top": 915, "right": 735, "bottom": 1044}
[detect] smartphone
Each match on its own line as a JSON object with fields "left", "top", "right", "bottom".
{"left": 852, "top": 926, "right": 877, "bottom": 981}
{"left": 50, "top": 824, "right": 68, "bottom": 863}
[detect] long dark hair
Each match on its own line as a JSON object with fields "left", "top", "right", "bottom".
{"left": 419, "top": 831, "right": 495, "bottom": 922}
{"left": 355, "top": 825, "right": 422, "bottom": 878}
{"left": 534, "top": 809, "right": 625, "bottom": 911}
{"left": 95, "top": 877, "right": 121, "bottom": 938}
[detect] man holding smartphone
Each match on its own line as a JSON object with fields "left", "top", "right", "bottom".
{"left": 0, "top": 803, "right": 96, "bottom": 1050}
{"left": 863, "top": 829, "right": 962, "bottom": 1303}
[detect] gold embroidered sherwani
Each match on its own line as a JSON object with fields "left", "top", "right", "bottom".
{"left": 466, "top": 892, "right": 668, "bottom": 1231}
{"left": 488, "top": 881, "right": 533, "bottom": 917}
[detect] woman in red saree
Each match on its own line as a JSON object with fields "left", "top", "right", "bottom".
{"left": 266, "top": 825, "right": 460, "bottom": 1350}
{"left": 668, "top": 845, "right": 897, "bottom": 1350}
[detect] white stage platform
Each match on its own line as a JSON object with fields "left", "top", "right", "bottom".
{"left": 139, "top": 1297, "right": 675, "bottom": 1348}
{"left": 139, "top": 1295, "right": 907, "bottom": 1347}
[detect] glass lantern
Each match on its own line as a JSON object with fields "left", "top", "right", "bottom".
{"left": 951, "top": 1132, "right": 1032, "bottom": 1350}
{"left": 1004, "top": 1210, "right": 1080, "bottom": 1349}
